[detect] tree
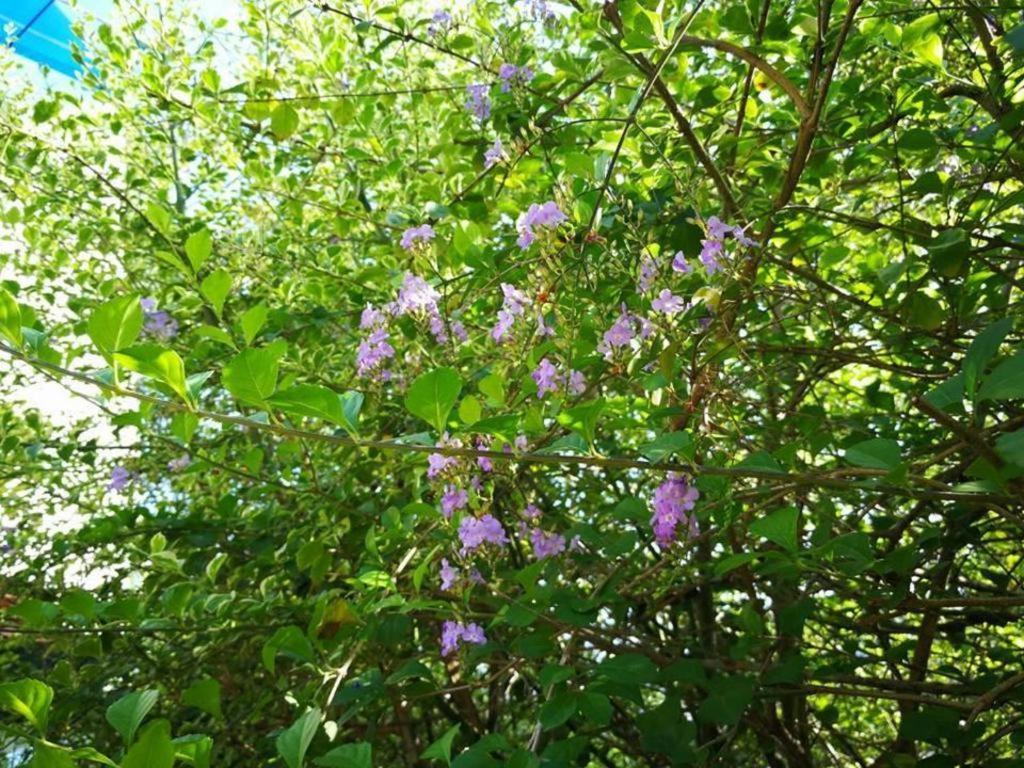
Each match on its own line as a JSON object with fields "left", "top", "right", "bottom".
{"left": 1, "top": 0, "right": 1023, "bottom": 765}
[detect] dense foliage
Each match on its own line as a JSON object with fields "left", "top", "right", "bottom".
{"left": 2, "top": 0, "right": 1024, "bottom": 766}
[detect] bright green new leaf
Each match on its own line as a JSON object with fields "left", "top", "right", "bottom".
{"left": 87, "top": 295, "right": 143, "bottom": 358}
{"left": 844, "top": 438, "right": 903, "bottom": 472}
{"left": 0, "top": 678, "right": 53, "bottom": 733}
{"left": 199, "top": 269, "right": 232, "bottom": 317}
{"left": 978, "top": 352, "right": 1024, "bottom": 402}
{"left": 405, "top": 367, "right": 462, "bottom": 432}
{"left": 222, "top": 343, "right": 286, "bottom": 405}
{"left": 114, "top": 344, "right": 190, "bottom": 404}
{"left": 420, "top": 724, "right": 459, "bottom": 765}
{"left": 181, "top": 678, "right": 222, "bottom": 719}
{"left": 184, "top": 227, "right": 213, "bottom": 272}
{"left": 314, "top": 742, "right": 372, "bottom": 768}
{"left": 276, "top": 708, "right": 322, "bottom": 768}
{"left": 105, "top": 689, "right": 159, "bottom": 745}
{"left": 0, "top": 286, "right": 22, "bottom": 346}
{"left": 121, "top": 720, "right": 174, "bottom": 768}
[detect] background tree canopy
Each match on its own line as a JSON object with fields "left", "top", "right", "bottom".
{"left": 1, "top": 0, "right": 1023, "bottom": 766}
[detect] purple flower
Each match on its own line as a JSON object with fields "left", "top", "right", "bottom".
{"left": 140, "top": 297, "right": 157, "bottom": 312}
{"left": 440, "top": 558, "right": 459, "bottom": 590}
{"left": 523, "top": 503, "right": 542, "bottom": 520}
{"left": 516, "top": 201, "right": 566, "bottom": 250}
{"left": 143, "top": 310, "right": 178, "bottom": 342}
{"left": 536, "top": 313, "right": 556, "bottom": 338}
{"left": 530, "top": 528, "right": 566, "bottom": 560}
{"left": 399, "top": 224, "right": 436, "bottom": 251}
{"left": 652, "top": 289, "right": 686, "bottom": 315}
{"left": 498, "top": 63, "right": 534, "bottom": 92}
{"left": 521, "top": 0, "right": 556, "bottom": 23}
{"left": 428, "top": 313, "right": 449, "bottom": 344}
{"left": 393, "top": 273, "right": 440, "bottom": 315}
{"left": 732, "top": 226, "right": 757, "bottom": 248}
{"left": 475, "top": 437, "right": 493, "bottom": 472}
{"left": 532, "top": 357, "right": 560, "bottom": 398}
{"left": 638, "top": 254, "right": 659, "bottom": 294}
{"left": 427, "top": 435, "right": 462, "bottom": 479}
{"left": 168, "top": 455, "right": 191, "bottom": 473}
{"left": 360, "top": 304, "right": 387, "bottom": 329}
{"left": 484, "top": 137, "right": 504, "bottom": 168}
{"left": 356, "top": 327, "right": 395, "bottom": 378}
{"left": 458, "top": 514, "right": 508, "bottom": 554}
{"left": 465, "top": 83, "right": 491, "bottom": 122}
{"left": 514, "top": 434, "right": 529, "bottom": 452}
{"left": 107, "top": 466, "right": 132, "bottom": 492}
{"left": 441, "top": 485, "right": 470, "bottom": 518}
{"left": 451, "top": 319, "right": 468, "bottom": 343}
{"left": 699, "top": 238, "right": 723, "bottom": 275}
{"left": 671, "top": 251, "right": 692, "bottom": 274}
{"left": 650, "top": 474, "right": 700, "bottom": 546}
{"left": 706, "top": 216, "right": 731, "bottom": 240}
{"left": 427, "top": 9, "right": 452, "bottom": 36}
{"left": 441, "top": 620, "right": 487, "bottom": 656}
{"left": 598, "top": 309, "right": 636, "bottom": 359}
{"left": 490, "top": 283, "right": 531, "bottom": 342}
{"left": 566, "top": 369, "right": 586, "bottom": 396}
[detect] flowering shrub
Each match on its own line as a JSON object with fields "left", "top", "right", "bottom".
{"left": 0, "top": 1, "right": 1023, "bottom": 767}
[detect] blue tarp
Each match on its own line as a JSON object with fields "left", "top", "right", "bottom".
{"left": 2, "top": 0, "right": 109, "bottom": 77}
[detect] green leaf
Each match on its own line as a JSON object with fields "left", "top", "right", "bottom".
{"left": 268, "top": 385, "right": 362, "bottom": 434}
{"left": 271, "top": 104, "right": 300, "bottom": 140}
{"left": 121, "top": 720, "right": 174, "bottom": 768}
{"left": 964, "top": 319, "right": 1013, "bottom": 399}
{"left": 478, "top": 373, "right": 505, "bottom": 406}
{"left": 421, "top": 724, "right": 459, "bottom": 765}
{"left": 114, "top": 344, "right": 190, "bottom": 403}
{"left": 597, "top": 654, "right": 658, "bottom": 684}
{"left": 749, "top": 506, "right": 799, "bottom": 551}
{"left": 639, "top": 431, "right": 693, "bottom": 462}
{"left": 405, "top": 367, "right": 462, "bottom": 432}
{"left": 458, "top": 395, "right": 482, "bottom": 425}
{"left": 199, "top": 269, "right": 232, "bottom": 317}
{"left": 145, "top": 202, "right": 172, "bottom": 235}
{"left": 0, "top": 678, "right": 53, "bottom": 733}
{"left": 0, "top": 286, "right": 23, "bottom": 346}
{"left": 181, "top": 678, "right": 222, "bottom": 719}
{"left": 995, "top": 429, "right": 1024, "bottom": 467}
{"left": 276, "top": 708, "right": 322, "bottom": 768}
{"left": 184, "top": 228, "right": 213, "bottom": 272}
{"left": 844, "top": 438, "right": 903, "bottom": 471}
{"left": 928, "top": 228, "right": 969, "bottom": 276}
{"left": 977, "top": 352, "right": 1024, "bottom": 402}
{"left": 172, "top": 735, "right": 213, "bottom": 768}
{"left": 222, "top": 343, "right": 285, "bottom": 405}
{"left": 540, "top": 692, "right": 579, "bottom": 730}
{"left": 697, "top": 676, "right": 755, "bottom": 726}
{"left": 262, "top": 625, "right": 315, "bottom": 674}
{"left": 314, "top": 743, "right": 372, "bottom": 768}
{"left": 87, "top": 296, "right": 143, "bottom": 358}
{"left": 239, "top": 303, "right": 269, "bottom": 345}
{"left": 105, "top": 689, "right": 159, "bottom": 745}
{"left": 557, "top": 399, "right": 605, "bottom": 447}
{"left": 29, "top": 743, "right": 74, "bottom": 768}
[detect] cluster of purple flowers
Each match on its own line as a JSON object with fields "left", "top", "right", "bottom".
{"left": 650, "top": 474, "right": 700, "bottom": 545}
{"left": 458, "top": 513, "right": 508, "bottom": 554}
{"left": 491, "top": 283, "right": 531, "bottom": 343}
{"left": 531, "top": 357, "right": 585, "bottom": 399}
{"left": 484, "top": 137, "right": 505, "bottom": 169}
{"left": 520, "top": 0, "right": 556, "bottom": 24}
{"left": 498, "top": 63, "right": 534, "bottom": 92}
{"left": 355, "top": 304, "right": 395, "bottom": 380}
{"left": 439, "top": 558, "right": 485, "bottom": 591}
{"left": 516, "top": 200, "right": 566, "bottom": 249}
{"left": 530, "top": 528, "right": 566, "bottom": 560}
{"left": 399, "top": 223, "right": 436, "bottom": 251}
{"left": 441, "top": 620, "right": 486, "bottom": 656}
{"left": 168, "top": 455, "right": 191, "bottom": 473}
{"left": 465, "top": 83, "right": 491, "bottom": 122}
{"left": 672, "top": 250, "right": 692, "bottom": 274}
{"left": 141, "top": 298, "right": 178, "bottom": 342}
{"left": 441, "top": 485, "right": 469, "bottom": 518}
{"left": 427, "top": 434, "right": 463, "bottom": 480}
{"left": 638, "top": 254, "right": 659, "bottom": 294}
{"left": 651, "top": 288, "right": 687, "bottom": 315}
{"left": 108, "top": 466, "right": 132, "bottom": 492}
{"left": 699, "top": 216, "right": 756, "bottom": 276}
{"left": 427, "top": 9, "right": 452, "bottom": 36}
{"left": 597, "top": 307, "right": 651, "bottom": 360}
